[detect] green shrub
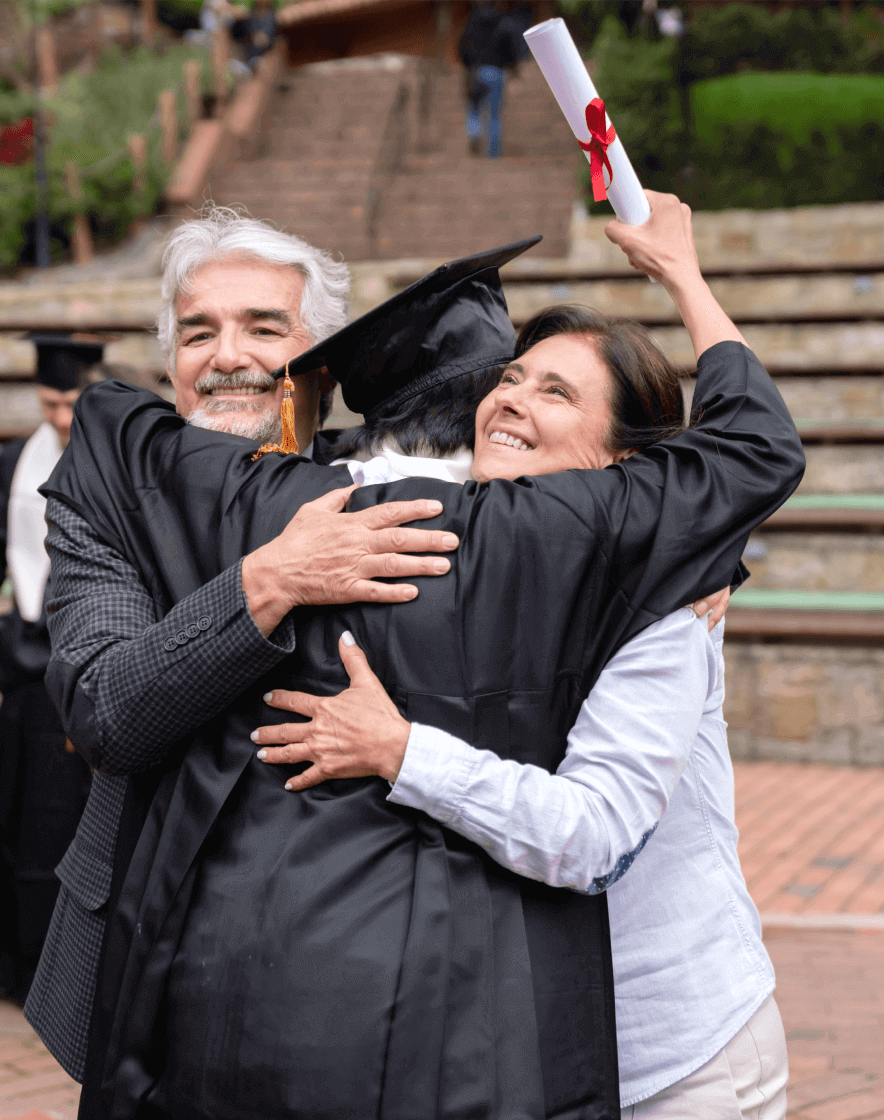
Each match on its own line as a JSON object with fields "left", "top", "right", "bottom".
{"left": 691, "top": 71, "right": 884, "bottom": 151}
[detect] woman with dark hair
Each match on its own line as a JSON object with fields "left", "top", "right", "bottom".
{"left": 255, "top": 196, "right": 790, "bottom": 1118}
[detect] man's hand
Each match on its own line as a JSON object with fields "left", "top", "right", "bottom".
{"left": 252, "top": 632, "right": 411, "bottom": 788}
{"left": 242, "top": 486, "right": 459, "bottom": 636}
{"left": 688, "top": 586, "right": 730, "bottom": 631}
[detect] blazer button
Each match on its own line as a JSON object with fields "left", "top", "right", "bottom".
{"left": 185, "top": 623, "right": 200, "bottom": 639}
{"left": 197, "top": 616, "right": 212, "bottom": 631}
{"left": 175, "top": 630, "right": 189, "bottom": 646}
{"left": 163, "top": 636, "right": 177, "bottom": 652}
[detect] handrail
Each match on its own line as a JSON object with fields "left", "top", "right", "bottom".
{"left": 366, "top": 80, "right": 411, "bottom": 254}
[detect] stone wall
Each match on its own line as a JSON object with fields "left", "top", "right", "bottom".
{"left": 724, "top": 641, "right": 884, "bottom": 766}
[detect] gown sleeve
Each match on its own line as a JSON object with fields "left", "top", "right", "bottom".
{"left": 388, "top": 608, "right": 714, "bottom": 892}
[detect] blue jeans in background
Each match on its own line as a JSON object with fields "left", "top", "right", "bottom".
{"left": 466, "top": 65, "right": 506, "bottom": 158}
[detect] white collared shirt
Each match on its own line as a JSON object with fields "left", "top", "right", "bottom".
{"left": 8, "top": 421, "right": 63, "bottom": 621}
{"left": 341, "top": 444, "right": 775, "bottom": 1107}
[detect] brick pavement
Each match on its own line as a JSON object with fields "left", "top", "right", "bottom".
{"left": 1, "top": 759, "right": 882, "bottom": 1119}
{"left": 0, "top": 999, "right": 78, "bottom": 1120}
{"left": 734, "top": 761, "right": 884, "bottom": 924}
{"left": 767, "top": 929, "right": 884, "bottom": 1120}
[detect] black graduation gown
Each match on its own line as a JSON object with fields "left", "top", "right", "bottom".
{"left": 0, "top": 439, "right": 91, "bottom": 1004}
{"left": 43, "top": 342, "right": 804, "bottom": 1120}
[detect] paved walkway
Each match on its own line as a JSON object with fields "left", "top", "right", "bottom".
{"left": 0, "top": 999, "right": 78, "bottom": 1120}
{"left": 735, "top": 761, "right": 884, "bottom": 924}
{"left": 1, "top": 759, "right": 882, "bottom": 1120}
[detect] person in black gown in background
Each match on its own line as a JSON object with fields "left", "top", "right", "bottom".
{"left": 0, "top": 336, "right": 95, "bottom": 1004}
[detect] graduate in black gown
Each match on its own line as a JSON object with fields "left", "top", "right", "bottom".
{"left": 0, "top": 336, "right": 94, "bottom": 1004}
{"left": 42, "top": 201, "right": 804, "bottom": 1120}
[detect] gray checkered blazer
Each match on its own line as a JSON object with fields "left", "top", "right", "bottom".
{"left": 25, "top": 499, "right": 298, "bottom": 1081}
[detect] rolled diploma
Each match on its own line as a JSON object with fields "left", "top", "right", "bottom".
{"left": 524, "top": 18, "right": 650, "bottom": 226}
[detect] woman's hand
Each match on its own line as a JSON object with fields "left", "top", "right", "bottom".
{"left": 604, "top": 190, "right": 700, "bottom": 289}
{"left": 605, "top": 189, "right": 747, "bottom": 362}
{"left": 251, "top": 632, "right": 411, "bottom": 790}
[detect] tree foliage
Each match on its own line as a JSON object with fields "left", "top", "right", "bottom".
{"left": 0, "top": 42, "right": 217, "bottom": 268}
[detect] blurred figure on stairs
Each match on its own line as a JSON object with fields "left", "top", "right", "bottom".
{"left": 458, "top": 2, "right": 532, "bottom": 158}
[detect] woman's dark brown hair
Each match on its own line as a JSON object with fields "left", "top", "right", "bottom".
{"left": 515, "top": 305, "right": 688, "bottom": 453}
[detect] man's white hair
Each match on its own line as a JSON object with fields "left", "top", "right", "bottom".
{"left": 157, "top": 205, "right": 350, "bottom": 373}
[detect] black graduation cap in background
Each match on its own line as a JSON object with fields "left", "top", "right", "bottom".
{"left": 275, "top": 236, "right": 542, "bottom": 418}
{"left": 28, "top": 332, "right": 106, "bottom": 392}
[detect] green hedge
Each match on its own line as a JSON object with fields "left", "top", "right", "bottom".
{"left": 0, "top": 43, "right": 218, "bottom": 268}
{"left": 691, "top": 72, "right": 884, "bottom": 150}
{"left": 581, "top": 3, "right": 884, "bottom": 213}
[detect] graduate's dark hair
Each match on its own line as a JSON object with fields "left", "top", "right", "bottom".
{"left": 328, "top": 366, "right": 504, "bottom": 459}
{"left": 514, "top": 305, "right": 688, "bottom": 453}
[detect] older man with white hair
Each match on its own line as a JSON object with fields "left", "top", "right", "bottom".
{"left": 156, "top": 206, "right": 348, "bottom": 449}
{"left": 23, "top": 207, "right": 459, "bottom": 1087}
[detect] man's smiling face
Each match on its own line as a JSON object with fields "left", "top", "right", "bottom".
{"left": 171, "top": 256, "right": 319, "bottom": 447}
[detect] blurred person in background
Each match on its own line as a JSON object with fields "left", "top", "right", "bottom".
{"left": 231, "top": 0, "right": 277, "bottom": 70}
{"left": 458, "top": 2, "right": 531, "bottom": 158}
{"left": 0, "top": 336, "right": 103, "bottom": 1005}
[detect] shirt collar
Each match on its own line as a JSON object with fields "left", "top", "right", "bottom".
{"left": 377, "top": 440, "right": 474, "bottom": 486}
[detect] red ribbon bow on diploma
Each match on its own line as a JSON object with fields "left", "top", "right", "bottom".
{"left": 578, "top": 98, "right": 616, "bottom": 203}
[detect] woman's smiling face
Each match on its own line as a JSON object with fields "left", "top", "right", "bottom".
{"left": 471, "top": 334, "right": 620, "bottom": 482}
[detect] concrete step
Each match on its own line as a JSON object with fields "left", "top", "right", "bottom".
{"left": 800, "top": 447, "right": 884, "bottom": 495}
{"left": 571, "top": 202, "right": 884, "bottom": 276}
{"left": 504, "top": 272, "right": 884, "bottom": 326}
{"left": 742, "top": 532, "right": 884, "bottom": 593}
{"left": 775, "top": 377, "right": 884, "bottom": 423}
{"left": 656, "top": 322, "right": 884, "bottom": 372}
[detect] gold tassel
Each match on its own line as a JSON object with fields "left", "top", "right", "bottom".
{"left": 252, "top": 363, "right": 300, "bottom": 460}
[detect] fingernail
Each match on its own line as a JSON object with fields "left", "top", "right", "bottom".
{"left": 250, "top": 730, "right": 260, "bottom": 742}
{"left": 263, "top": 692, "right": 273, "bottom": 703}
{"left": 404, "top": 587, "right": 418, "bottom": 600}
{"left": 256, "top": 749, "right": 267, "bottom": 760}
{"left": 433, "top": 558, "right": 450, "bottom": 573}
{"left": 694, "top": 601, "right": 708, "bottom": 616}
{"left": 284, "top": 781, "right": 293, "bottom": 791}
{"left": 427, "top": 501, "right": 443, "bottom": 513}
{"left": 443, "top": 534, "right": 458, "bottom": 548}
{"left": 341, "top": 630, "right": 356, "bottom": 646}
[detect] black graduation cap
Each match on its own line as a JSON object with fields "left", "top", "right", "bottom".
{"left": 28, "top": 332, "right": 106, "bottom": 392}
{"left": 275, "top": 236, "right": 542, "bottom": 418}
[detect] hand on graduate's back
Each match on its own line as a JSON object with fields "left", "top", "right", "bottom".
{"left": 241, "top": 486, "right": 459, "bottom": 638}
{"left": 253, "top": 632, "right": 411, "bottom": 788}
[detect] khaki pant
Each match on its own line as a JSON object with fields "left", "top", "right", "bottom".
{"left": 623, "top": 995, "right": 788, "bottom": 1119}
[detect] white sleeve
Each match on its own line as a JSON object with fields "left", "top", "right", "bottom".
{"left": 387, "top": 608, "right": 715, "bottom": 893}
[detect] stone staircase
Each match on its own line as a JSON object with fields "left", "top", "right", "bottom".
{"left": 206, "top": 53, "right": 579, "bottom": 261}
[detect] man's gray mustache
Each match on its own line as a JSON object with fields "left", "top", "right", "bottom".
{"left": 193, "top": 370, "right": 277, "bottom": 393}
